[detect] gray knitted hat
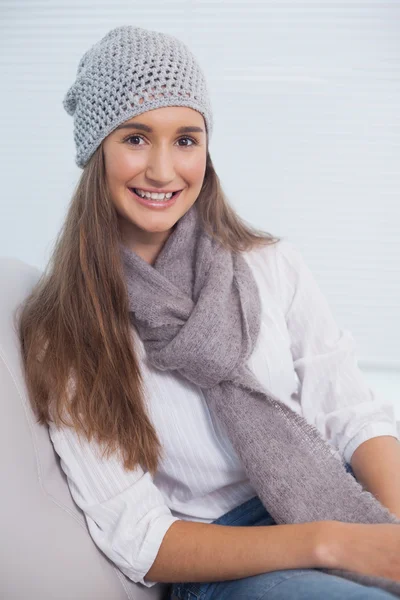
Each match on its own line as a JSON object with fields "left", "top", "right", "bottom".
{"left": 63, "top": 25, "right": 214, "bottom": 168}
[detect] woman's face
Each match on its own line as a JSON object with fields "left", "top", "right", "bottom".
{"left": 102, "top": 106, "right": 207, "bottom": 264}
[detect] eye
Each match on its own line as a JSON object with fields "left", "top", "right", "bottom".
{"left": 124, "top": 134, "right": 198, "bottom": 147}
{"left": 177, "top": 136, "right": 197, "bottom": 147}
{"left": 124, "top": 135, "right": 145, "bottom": 146}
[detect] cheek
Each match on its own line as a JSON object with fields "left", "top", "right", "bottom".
{"left": 106, "top": 149, "right": 142, "bottom": 184}
{"left": 183, "top": 155, "right": 207, "bottom": 184}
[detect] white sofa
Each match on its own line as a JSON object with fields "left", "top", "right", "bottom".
{"left": 0, "top": 256, "right": 173, "bottom": 600}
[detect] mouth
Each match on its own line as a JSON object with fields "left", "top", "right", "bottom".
{"left": 128, "top": 187, "right": 183, "bottom": 208}
{"left": 130, "top": 188, "right": 182, "bottom": 198}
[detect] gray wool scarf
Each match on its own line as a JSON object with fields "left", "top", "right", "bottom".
{"left": 119, "top": 202, "right": 400, "bottom": 596}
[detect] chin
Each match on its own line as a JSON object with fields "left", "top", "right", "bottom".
{"left": 130, "top": 214, "right": 178, "bottom": 235}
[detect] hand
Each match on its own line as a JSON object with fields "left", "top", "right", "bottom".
{"left": 314, "top": 521, "right": 400, "bottom": 584}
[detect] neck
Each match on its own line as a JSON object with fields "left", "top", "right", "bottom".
{"left": 119, "top": 222, "right": 175, "bottom": 265}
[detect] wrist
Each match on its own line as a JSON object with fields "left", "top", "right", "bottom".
{"left": 312, "top": 521, "right": 348, "bottom": 569}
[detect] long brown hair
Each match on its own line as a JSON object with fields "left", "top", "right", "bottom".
{"left": 16, "top": 145, "right": 281, "bottom": 476}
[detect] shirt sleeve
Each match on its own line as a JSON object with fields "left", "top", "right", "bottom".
{"left": 48, "top": 420, "right": 180, "bottom": 587}
{"left": 274, "top": 239, "right": 398, "bottom": 465}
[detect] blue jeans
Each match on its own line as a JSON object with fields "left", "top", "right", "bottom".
{"left": 169, "top": 463, "right": 397, "bottom": 599}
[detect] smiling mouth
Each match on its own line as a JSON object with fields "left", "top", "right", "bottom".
{"left": 129, "top": 188, "right": 181, "bottom": 198}
{"left": 128, "top": 187, "right": 183, "bottom": 206}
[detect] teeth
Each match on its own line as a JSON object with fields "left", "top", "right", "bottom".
{"left": 134, "top": 188, "right": 175, "bottom": 200}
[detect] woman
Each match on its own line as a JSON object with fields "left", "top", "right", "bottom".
{"left": 17, "top": 25, "right": 399, "bottom": 599}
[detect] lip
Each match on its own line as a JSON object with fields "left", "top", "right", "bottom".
{"left": 128, "top": 187, "right": 182, "bottom": 209}
{"left": 131, "top": 187, "right": 182, "bottom": 193}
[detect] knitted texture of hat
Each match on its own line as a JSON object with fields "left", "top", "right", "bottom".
{"left": 63, "top": 25, "right": 214, "bottom": 168}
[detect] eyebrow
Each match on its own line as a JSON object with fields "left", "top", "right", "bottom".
{"left": 115, "top": 122, "right": 204, "bottom": 134}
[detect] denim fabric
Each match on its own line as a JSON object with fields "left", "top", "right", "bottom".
{"left": 169, "top": 463, "right": 397, "bottom": 599}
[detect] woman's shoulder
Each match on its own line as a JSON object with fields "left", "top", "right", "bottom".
{"left": 241, "top": 237, "right": 307, "bottom": 315}
{"left": 242, "top": 237, "right": 301, "bottom": 282}
{"left": 243, "top": 237, "right": 302, "bottom": 264}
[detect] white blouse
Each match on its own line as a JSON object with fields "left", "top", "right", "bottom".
{"left": 48, "top": 238, "right": 398, "bottom": 588}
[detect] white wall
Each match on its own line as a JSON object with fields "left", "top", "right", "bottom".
{"left": 1, "top": 1, "right": 399, "bottom": 408}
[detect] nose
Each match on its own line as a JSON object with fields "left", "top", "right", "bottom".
{"left": 145, "top": 143, "right": 176, "bottom": 185}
